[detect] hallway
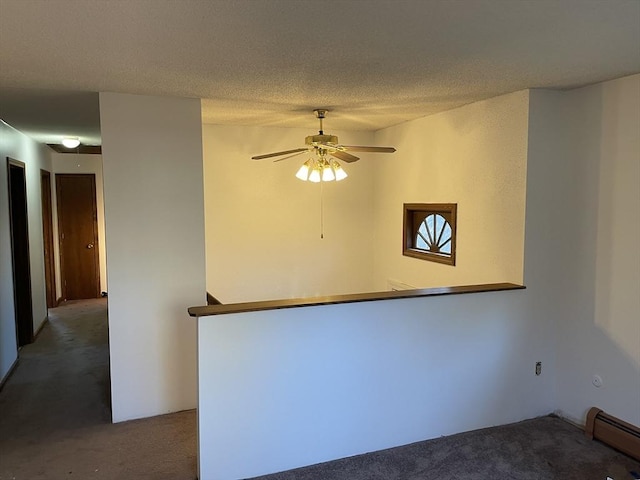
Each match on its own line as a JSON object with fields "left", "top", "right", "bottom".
{"left": 0, "top": 299, "right": 197, "bottom": 480}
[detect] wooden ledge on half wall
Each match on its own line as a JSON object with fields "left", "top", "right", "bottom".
{"left": 188, "top": 282, "right": 525, "bottom": 318}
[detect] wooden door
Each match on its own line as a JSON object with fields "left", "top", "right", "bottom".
{"left": 7, "top": 158, "right": 34, "bottom": 346}
{"left": 40, "top": 170, "right": 57, "bottom": 307}
{"left": 56, "top": 174, "right": 100, "bottom": 300}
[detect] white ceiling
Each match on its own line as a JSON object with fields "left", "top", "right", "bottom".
{"left": 0, "top": 0, "right": 639, "bottom": 146}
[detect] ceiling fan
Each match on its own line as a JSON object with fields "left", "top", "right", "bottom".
{"left": 251, "top": 109, "right": 396, "bottom": 182}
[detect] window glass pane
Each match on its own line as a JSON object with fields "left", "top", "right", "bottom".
{"left": 443, "top": 223, "right": 451, "bottom": 240}
{"left": 426, "top": 214, "right": 435, "bottom": 239}
{"left": 417, "top": 222, "right": 429, "bottom": 249}
{"left": 426, "top": 214, "right": 437, "bottom": 247}
{"left": 435, "top": 214, "right": 445, "bottom": 237}
{"left": 441, "top": 239, "right": 451, "bottom": 254}
{"left": 441, "top": 223, "right": 452, "bottom": 254}
{"left": 418, "top": 222, "right": 428, "bottom": 238}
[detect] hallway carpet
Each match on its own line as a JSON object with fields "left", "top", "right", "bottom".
{"left": 0, "top": 299, "right": 197, "bottom": 480}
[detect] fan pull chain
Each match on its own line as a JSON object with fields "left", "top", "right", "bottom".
{"left": 320, "top": 180, "right": 324, "bottom": 239}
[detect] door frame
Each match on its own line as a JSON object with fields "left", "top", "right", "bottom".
{"left": 40, "top": 169, "right": 57, "bottom": 308}
{"left": 55, "top": 173, "right": 100, "bottom": 301}
{"left": 7, "top": 157, "right": 34, "bottom": 347}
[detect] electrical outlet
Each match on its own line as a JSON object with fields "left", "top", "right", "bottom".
{"left": 535, "top": 361, "right": 542, "bottom": 376}
{"left": 592, "top": 375, "right": 603, "bottom": 388}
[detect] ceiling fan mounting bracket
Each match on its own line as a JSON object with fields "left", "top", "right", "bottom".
{"left": 305, "top": 134, "right": 338, "bottom": 146}
{"left": 313, "top": 109, "right": 329, "bottom": 119}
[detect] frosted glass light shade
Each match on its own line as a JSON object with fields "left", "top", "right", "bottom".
{"left": 296, "top": 160, "right": 312, "bottom": 181}
{"left": 333, "top": 162, "right": 348, "bottom": 181}
{"left": 308, "top": 167, "right": 321, "bottom": 183}
{"left": 62, "top": 137, "right": 80, "bottom": 148}
{"left": 322, "top": 164, "right": 335, "bottom": 181}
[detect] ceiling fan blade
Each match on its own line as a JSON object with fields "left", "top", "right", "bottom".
{"left": 341, "top": 145, "right": 396, "bottom": 153}
{"left": 273, "top": 151, "right": 307, "bottom": 162}
{"left": 330, "top": 150, "right": 360, "bottom": 163}
{"left": 251, "top": 148, "right": 309, "bottom": 160}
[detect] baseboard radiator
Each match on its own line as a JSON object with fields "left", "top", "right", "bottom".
{"left": 585, "top": 407, "right": 640, "bottom": 461}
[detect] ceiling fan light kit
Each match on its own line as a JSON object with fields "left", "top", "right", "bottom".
{"left": 251, "top": 109, "right": 396, "bottom": 183}
{"left": 296, "top": 155, "right": 348, "bottom": 183}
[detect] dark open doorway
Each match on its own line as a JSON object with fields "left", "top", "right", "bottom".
{"left": 7, "top": 158, "right": 34, "bottom": 347}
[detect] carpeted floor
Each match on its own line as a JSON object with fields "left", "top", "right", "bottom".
{"left": 249, "top": 415, "right": 640, "bottom": 480}
{"left": 0, "top": 299, "right": 197, "bottom": 480}
{"left": 0, "top": 299, "right": 637, "bottom": 480}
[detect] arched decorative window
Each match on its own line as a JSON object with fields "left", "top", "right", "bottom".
{"left": 403, "top": 204, "right": 457, "bottom": 265}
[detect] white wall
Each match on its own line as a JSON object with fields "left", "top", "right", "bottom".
{"left": 0, "top": 120, "right": 51, "bottom": 382}
{"left": 202, "top": 125, "right": 376, "bottom": 303}
{"left": 371, "top": 91, "right": 528, "bottom": 290}
{"left": 198, "top": 287, "right": 551, "bottom": 480}
{"left": 100, "top": 93, "right": 206, "bottom": 422}
{"left": 551, "top": 74, "right": 640, "bottom": 426}
{"left": 51, "top": 153, "right": 107, "bottom": 297}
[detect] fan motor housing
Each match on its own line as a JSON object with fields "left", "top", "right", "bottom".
{"left": 305, "top": 134, "right": 338, "bottom": 146}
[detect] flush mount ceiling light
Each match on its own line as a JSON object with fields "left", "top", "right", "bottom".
{"left": 61, "top": 137, "right": 80, "bottom": 149}
{"left": 251, "top": 109, "right": 396, "bottom": 182}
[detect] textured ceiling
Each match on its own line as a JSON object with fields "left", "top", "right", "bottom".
{"left": 0, "top": 0, "right": 639, "bottom": 146}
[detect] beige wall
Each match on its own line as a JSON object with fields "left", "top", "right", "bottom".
{"left": 51, "top": 153, "right": 107, "bottom": 297}
{"left": 203, "top": 92, "right": 529, "bottom": 302}
{"left": 202, "top": 124, "right": 376, "bottom": 303}
{"left": 371, "top": 90, "right": 529, "bottom": 290}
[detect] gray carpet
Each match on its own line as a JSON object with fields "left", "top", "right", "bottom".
{"left": 0, "top": 299, "right": 197, "bottom": 480}
{"left": 0, "top": 299, "right": 637, "bottom": 480}
{"left": 249, "top": 415, "right": 640, "bottom": 480}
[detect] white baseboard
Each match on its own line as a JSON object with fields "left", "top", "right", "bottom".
{"left": 554, "top": 409, "right": 585, "bottom": 429}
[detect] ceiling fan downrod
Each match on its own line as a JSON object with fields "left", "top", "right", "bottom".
{"left": 314, "top": 109, "right": 328, "bottom": 135}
